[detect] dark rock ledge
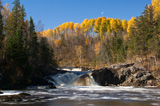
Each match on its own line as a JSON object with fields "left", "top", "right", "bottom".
{"left": 92, "top": 63, "right": 156, "bottom": 86}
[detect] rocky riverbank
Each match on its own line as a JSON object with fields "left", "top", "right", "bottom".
{"left": 92, "top": 63, "right": 159, "bottom": 86}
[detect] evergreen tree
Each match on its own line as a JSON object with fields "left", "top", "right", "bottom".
{"left": 39, "top": 37, "right": 57, "bottom": 67}
{"left": 12, "top": 0, "right": 21, "bottom": 28}
{"left": 128, "top": 5, "right": 157, "bottom": 57}
{"left": 3, "top": 0, "right": 28, "bottom": 88}
{"left": 28, "top": 17, "right": 39, "bottom": 70}
{"left": 4, "top": 0, "right": 21, "bottom": 36}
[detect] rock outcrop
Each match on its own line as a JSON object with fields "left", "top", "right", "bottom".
{"left": 92, "top": 63, "right": 156, "bottom": 86}
{"left": 92, "top": 68, "right": 120, "bottom": 86}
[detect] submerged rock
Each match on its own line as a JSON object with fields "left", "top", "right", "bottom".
{"left": 0, "top": 93, "right": 31, "bottom": 102}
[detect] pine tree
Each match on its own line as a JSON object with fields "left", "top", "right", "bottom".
{"left": 4, "top": 0, "right": 21, "bottom": 37}
{"left": 128, "top": 5, "right": 157, "bottom": 57}
{"left": 3, "top": 0, "right": 28, "bottom": 88}
{"left": 28, "top": 17, "right": 39, "bottom": 70}
{"left": 39, "top": 37, "right": 57, "bottom": 67}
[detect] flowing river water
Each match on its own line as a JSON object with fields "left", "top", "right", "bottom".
{"left": 0, "top": 69, "right": 160, "bottom": 106}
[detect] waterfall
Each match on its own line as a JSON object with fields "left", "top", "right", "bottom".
{"left": 47, "top": 71, "right": 98, "bottom": 87}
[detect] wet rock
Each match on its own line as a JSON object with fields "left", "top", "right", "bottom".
{"left": 140, "top": 73, "right": 154, "bottom": 81}
{"left": 0, "top": 95, "right": 22, "bottom": 102}
{"left": 118, "top": 68, "right": 131, "bottom": 83}
{"left": 73, "top": 74, "right": 92, "bottom": 86}
{"left": 92, "top": 68, "right": 120, "bottom": 86}
{"left": 0, "top": 91, "right": 3, "bottom": 94}
{"left": 48, "top": 84, "right": 56, "bottom": 89}
{"left": 135, "top": 71, "right": 145, "bottom": 78}
{"left": 120, "top": 71, "right": 154, "bottom": 86}
{"left": 0, "top": 93, "right": 31, "bottom": 102}
{"left": 92, "top": 62, "right": 156, "bottom": 87}
{"left": 18, "top": 93, "right": 31, "bottom": 96}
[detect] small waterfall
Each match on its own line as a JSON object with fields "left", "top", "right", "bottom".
{"left": 48, "top": 72, "right": 78, "bottom": 86}
{"left": 47, "top": 71, "right": 98, "bottom": 87}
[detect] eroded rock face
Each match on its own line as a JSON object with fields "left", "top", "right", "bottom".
{"left": 121, "top": 71, "right": 154, "bottom": 86}
{"left": 92, "top": 63, "right": 156, "bottom": 86}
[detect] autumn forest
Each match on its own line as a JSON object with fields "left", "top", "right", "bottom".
{"left": 41, "top": 0, "right": 160, "bottom": 69}
{"left": 0, "top": 0, "right": 160, "bottom": 89}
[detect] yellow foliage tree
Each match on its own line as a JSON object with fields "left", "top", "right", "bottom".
{"left": 81, "top": 19, "right": 89, "bottom": 33}
{"left": 94, "top": 17, "right": 102, "bottom": 33}
{"left": 100, "top": 17, "right": 107, "bottom": 39}
{"left": 122, "top": 20, "right": 128, "bottom": 31}
{"left": 110, "top": 18, "right": 117, "bottom": 32}
{"left": 69, "top": 22, "right": 74, "bottom": 35}
{"left": 74, "top": 23, "right": 81, "bottom": 36}
{"left": 88, "top": 19, "right": 95, "bottom": 29}
{"left": 46, "top": 29, "right": 54, "bottom": 37}
{"left": 54, "top": 39, "right": 62, "bottom": 47}
{"left": 55, "top": 26, "right": 61, "bottom": 35}
{"left": 94, "top": 42, "right": 101, "bottom": 56}
{"left": 152, "top": 0, "right": 160, "bottom": 19}
{"left": 127, "top": 17, "right": 136, "bottom": 34}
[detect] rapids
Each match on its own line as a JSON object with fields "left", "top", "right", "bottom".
{"left": 1, "top": 68, "right": 160, "bottom": 106}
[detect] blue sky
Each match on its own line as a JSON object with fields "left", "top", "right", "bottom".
{"left": 3, "top": 0, "right": 151, "bottom": 30}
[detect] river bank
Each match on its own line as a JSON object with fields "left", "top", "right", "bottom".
{"left": 0, "top": 62, "right": 159, "bottom": 90}
{"left": 92, "top": 62, "right": 159, "bottom": 87}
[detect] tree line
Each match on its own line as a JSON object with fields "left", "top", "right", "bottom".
{"left": 41, "top": 0, "right": 160, "bottom": 69}
{"left": 0, "top": 0, "right": 57, "bottom": 89}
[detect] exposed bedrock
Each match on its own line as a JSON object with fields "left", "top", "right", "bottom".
{"left": 92, "top": 63, "right": 156, "bottom": 86}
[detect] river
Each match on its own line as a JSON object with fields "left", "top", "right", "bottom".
{"left": 0, "top": 86, "right": 160, "bottom": 106}
{"left": 0, "top": 70, "right": 160, "bottom": 106}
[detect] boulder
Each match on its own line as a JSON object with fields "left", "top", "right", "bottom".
{"left": 18, "top": 93, "right": 31, "bottom": 96}
{"left": 121, "top": 71, "right": 154, "bottom": 86}
{"left": 92, "top": 62, "right": 156, "bottom": 87}
{"left": 92, "top": 68, "right": 120, "bottom": 86}
{"left": 118, "top": 68, "right": 131, "bottom": 83}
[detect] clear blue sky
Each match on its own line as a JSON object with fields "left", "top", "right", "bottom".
{"left": 3, "top": 0, "right": 151, "bottom": 30}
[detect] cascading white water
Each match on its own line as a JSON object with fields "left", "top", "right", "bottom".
{"left": 48, "top": 71, "right": 98, "bottom": 87}
{"left": 48, "top": 72, "right": 78, "bottom": 86}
